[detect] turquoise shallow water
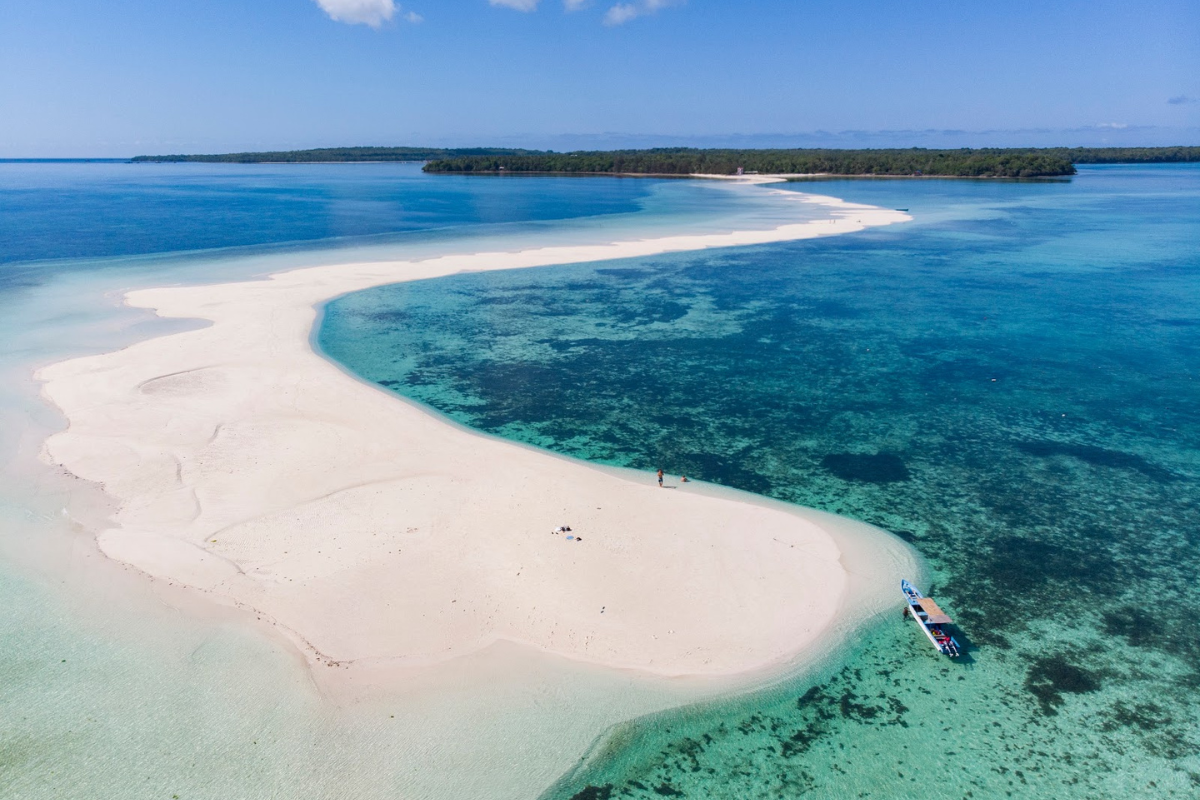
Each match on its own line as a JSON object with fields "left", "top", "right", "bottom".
{"left": 319, "top": 165, "right": 1200, "bottom": 798}
{"left": 1, "top": 162, "right": 800, "bottom": 800}
{"left": 4, "top": 161, "right": 1198, "bottom": 798}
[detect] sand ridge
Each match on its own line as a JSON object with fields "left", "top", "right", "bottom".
{"left": 37, "top": 187, "right": 912, "bottom": 680}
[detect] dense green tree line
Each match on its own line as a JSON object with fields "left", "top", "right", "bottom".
{"left": 423, "top": 146, "right": 1200, "bottom": 178}
{"left": 1050, "top": 146, "right": 1200, "bottom": 164}
{"left": 423, "top": 148, "right": 1080, "bottom": 177}
{"left": 130, "top": 146, "right": 538, "bottom": 163}
{"left": 132, "top": 145, "right": 1200, "bottom": 177}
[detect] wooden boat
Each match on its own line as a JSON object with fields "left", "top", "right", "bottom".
{"left": 901, "top": 579, "right": 961, "bottom": 657}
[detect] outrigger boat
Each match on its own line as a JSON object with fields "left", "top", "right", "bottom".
{"left": 901, "top": 579, "right": 961, "bottom": 657}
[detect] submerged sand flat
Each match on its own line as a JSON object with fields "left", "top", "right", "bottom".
{"left": 38, "top": 189, "right": 911, "bottom": 694}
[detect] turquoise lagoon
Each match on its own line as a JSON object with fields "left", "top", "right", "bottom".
{"left": 0, "top": 162, "right": 844, "bottom": 800}
{"left": 320, "top": 165, "right": 1200, "bottom": 799}
{"left": 3, "top": 161, "right": 1198, "bottom": 798}
{"left": 0, "top": 162, "right": 776, "bottom": 800}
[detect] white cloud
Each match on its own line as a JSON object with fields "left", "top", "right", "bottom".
{"left": 490, "top": 0, "right": 541, "bottom": 11}
{"left": 603, "top": 0, "right": 680, "bottom": 26}
{"left": 564, "top": 0, "right": 591, "bottom": 10}
{"left": 603, "top": 4, "right": 638, "bottom": 24}
{"left": 314, "top": 0, "right": 397, "bottom": 27}
{"left": 314, "top": 0, "right": 424, "bottom": 27}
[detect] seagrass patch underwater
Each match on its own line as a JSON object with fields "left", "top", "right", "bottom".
{"left": 319, "top": 166, "right": 1200, "bottom": 799}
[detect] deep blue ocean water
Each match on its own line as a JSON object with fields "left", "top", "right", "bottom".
{"left": 319, "top": 165, "right": 1200, "bottom": 798}
{"left": 0, "top": 161, "right": 652, "bottom": 268}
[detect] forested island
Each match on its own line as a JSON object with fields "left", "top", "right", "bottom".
{"left": 1053, "top": 146, "right": 1200, "bottom": 163}
{"left": 423, "top": 146, "right": 1200, "bottom": 178}
{"left": 424, "top": 148, "right": 1073, "bottom": 178}
{"left": 131, "top": 145, "right": 1200, "bottom": 178}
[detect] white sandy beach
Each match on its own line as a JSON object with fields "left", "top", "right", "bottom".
{"left": 37, "top": 188, "right": 914, "bottom": 736}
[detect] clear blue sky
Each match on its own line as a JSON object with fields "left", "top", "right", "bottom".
{"left": 2, "top": 0, "right": 1197, "bottom": 156}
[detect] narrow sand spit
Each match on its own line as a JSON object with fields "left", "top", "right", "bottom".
{"left": 38, "top": 189, "right": 913, "bottom": 683}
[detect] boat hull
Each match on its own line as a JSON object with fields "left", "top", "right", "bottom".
{"left": 901, "top": 580, "right": 961, "bottom": 657}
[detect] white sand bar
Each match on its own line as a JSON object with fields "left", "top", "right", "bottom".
{"left": 38, "top": 189, "right": 913, "bottom": 684}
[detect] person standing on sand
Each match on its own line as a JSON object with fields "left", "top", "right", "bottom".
{"left": 657, "top": 469, "right": 664, "bottom": 487}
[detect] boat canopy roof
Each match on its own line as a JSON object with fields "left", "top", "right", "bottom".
{"left": 919, "top": 598, "right": 953, "bottom": 625}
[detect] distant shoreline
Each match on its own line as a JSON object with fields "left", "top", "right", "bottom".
{"left": 119, "top": 164, "right": 1069, "bottom": 179}
{"left": 126, "top": 145, "right": 1200, "bottom": 179}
